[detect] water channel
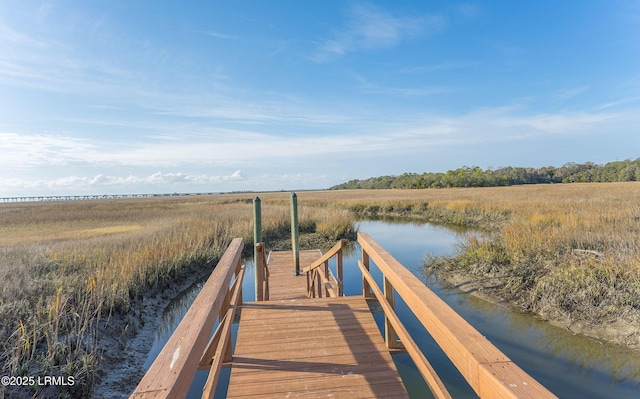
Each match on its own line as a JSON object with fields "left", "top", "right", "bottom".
{"left": 143, "top": 219, "right": 640, "bottom": 398}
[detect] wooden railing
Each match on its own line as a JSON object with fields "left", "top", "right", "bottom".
{"left": 303, "top": 239, "right": 349, "bottom": 298}
{"left": 358, "top": 232, "right": 557, "bottom": 399}
{"left": 130, "top": 238, "right": 245, "bottom": 399}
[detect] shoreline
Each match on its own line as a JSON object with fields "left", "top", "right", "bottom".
{"left": 430, "top": 268, "right": 640, "bottom": 350}
{"left": 91, "top": 262, "right": 214, "bottom": 399}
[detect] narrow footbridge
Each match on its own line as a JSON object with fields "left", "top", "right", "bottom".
{"left": 130, "top": 232, "right": 557, "bottom": 399}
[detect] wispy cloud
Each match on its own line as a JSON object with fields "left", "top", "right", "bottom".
{"left": 554, "top": 86, "right": 589, "bottom": 101}
{"left": 354, "top": 74, "right": 459, "bottom": 97}
{"left": 311, "top": 3, "right": 447, "bottom": 62}
{"left": 1, "top": 105, "right": 621, "bottom": 172}
{"left": 201, "top": 30, "right": 239, "bottom": 40}
{"left": 0, "top": 133, "right": 97, "bottom": 169}
{"left": 595, "top": 97, "right": 640, "bottom": 110}
{"left": 396, "top": 60, "right": 481, "bottom": 74}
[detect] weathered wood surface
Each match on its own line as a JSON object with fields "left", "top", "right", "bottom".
{"left": 266, "top": 250, "right": 322, "bottom": 300}
{"left": 226, "top": 296, "right": 409, "bottom": 399}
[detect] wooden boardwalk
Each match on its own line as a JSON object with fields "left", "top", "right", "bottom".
{"left": 227, "top": 297, "right": 408, "bottom": 398}
{"left": 131, "top": 233, "right": 558, "bottom": 399}
{"left": 226, "top": 250, "right": 409, "bottom": 399}
{"left": 265, "top": 250, "right": 322, "bottom": 300}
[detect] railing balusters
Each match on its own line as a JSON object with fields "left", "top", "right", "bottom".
{"left": 383, "top": 275, "right": 402, "bottom": 350}
{"left": 302, "top": 239, "right": 349, "bottom": 299}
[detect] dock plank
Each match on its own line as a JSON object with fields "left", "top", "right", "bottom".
{"left": 227, "top": 296, "right": 409, "bottom": 399}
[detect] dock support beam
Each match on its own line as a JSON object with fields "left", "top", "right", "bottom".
{"left": 253, "top": 196, "right": 262, "bottom": 299}
{"left": 290, "top": 192, "right": 300, "bottom": 275}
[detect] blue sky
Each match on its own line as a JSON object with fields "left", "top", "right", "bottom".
{"left": 1, "top": 1, "right": 639, "bottom": 196}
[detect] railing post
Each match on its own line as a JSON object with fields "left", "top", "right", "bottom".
{"left": 362, "top": 248, "right": 373, "bottom": 298}
{"left": 236, "top": 257, "right": 243, "bottom": 307}
{"left": 253, "top": 197, "right": 262, "bottom": 299}
{"left": 323, "top": 260, "right": 330, "bottom": 297}
{"left": 384, "top": 276, "right": 402, "bottom": 350}
{"left": 222, "top": 286, "right": 233, "bottom": 363}
{"left": 290, "top": 192, "right": 300, "bottom": 276}
{"left": 255, "top": 243, "right": 265, "bottom": 301}
{"left": 316, "top": 270, "right": 323, "bottom": 298}
{"left": 262, "top": 245, "right": 269, "bottom": 301}
{"left": 337, "top": 241, "right": 344, "bottom": 296}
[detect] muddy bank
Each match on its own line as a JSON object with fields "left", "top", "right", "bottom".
{"left": 429, "top": 269, "right": 640, "bottom": 350}
{"left": 91, "top": 262, "right": 215, "bottom": 399}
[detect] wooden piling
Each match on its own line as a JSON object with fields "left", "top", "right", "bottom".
{"left": 290, "top": 192, "right": 300, "bottom": 275}
{"left": 253, "top": 196, "right": 262, "bottom": 299}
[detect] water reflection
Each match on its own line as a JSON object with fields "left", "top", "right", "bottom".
{"left": 426, "top": 262, "right": 640, "bottom": 391}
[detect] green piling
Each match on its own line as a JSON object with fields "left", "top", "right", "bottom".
{"left": 290, "top": 192, "right": 300, "bottom": 275}
{"left": 253, "top": 196, "right": 262, "bottom": 298}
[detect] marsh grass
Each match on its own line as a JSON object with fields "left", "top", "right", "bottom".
{"left": 295, "top": 186, "right": 640, "bottom": 341}
{"left": 0, "top": 194, "right": 357, "bottom": 397}
{"left": 407, "top": 183, "right": 640, "bottom": 339}
{"left": 3, "top": 184, "right": 639, "bottom": 396}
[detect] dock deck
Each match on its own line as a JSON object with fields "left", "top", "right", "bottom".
{"left": 227, "top": 249, "right": 409, "bottom": 398}
{"left": 264, "top": 249, "right": 322, "bottom": 300}
{"left": 227, "top": 296, "right": 408, "bottom": 398}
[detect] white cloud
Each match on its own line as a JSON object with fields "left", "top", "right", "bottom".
{"left": 1, "top": 171, "right": 246, "bottom": 192}
{"left": 311, "top": 3, "right": 447, "bottom": 62}
{"left": 0, "top": 104, "right": 623, "bottom": 173}
{"left": 0, "top": 133, "right": 97, "bottom": 168}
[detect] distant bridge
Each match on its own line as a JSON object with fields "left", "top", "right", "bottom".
{"left": 0, "top": 192, "right": 219, "bottom": 203}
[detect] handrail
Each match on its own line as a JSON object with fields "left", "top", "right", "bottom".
{"left": 358, "top": 259, "right": 451, "bottom": 399}
{"left": 130, "top": 238, "right": 244, "bottom": 399}
{"left": 302, "top": 238, "right": 349, "bottom": 273}
{"left": 304, "top": 239, "right": 348, "bottom": 298}
{"left": 358, "top": 232, "right": 557, "bottom": 399}
{"left": 200, "top": 264, "right": 245, "bottom": 399}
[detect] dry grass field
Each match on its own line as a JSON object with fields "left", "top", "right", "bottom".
{"left": 0, "top": 193, "right": 355, "bottom": 397}
{"left": 2, "top": 184, "right": 639, "bottom": 396}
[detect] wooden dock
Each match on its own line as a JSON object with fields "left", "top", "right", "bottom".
{"left": 226, "top": 247, "right": 408, "bottom": 397}
{"left": 131, "top": 233, "right": 558, "bottom": 399}
{"left": 264, "top": 250, "right": 322, "bottom": 300}
{"left": 227, "top": 297, "right": 408, "bottom": 398}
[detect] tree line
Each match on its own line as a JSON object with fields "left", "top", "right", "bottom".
{"left": 330, "top": 158, "right": 640, "bottom": 190}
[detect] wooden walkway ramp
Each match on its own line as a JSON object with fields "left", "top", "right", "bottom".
{"left": 264, "top": 249, "right": 322, "bottom": 300}
{"left": 229, "top": 247, "right": 408, "bottom": 398}
{"left": 131, "top": 233, "right": 558, "bottom": 399}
